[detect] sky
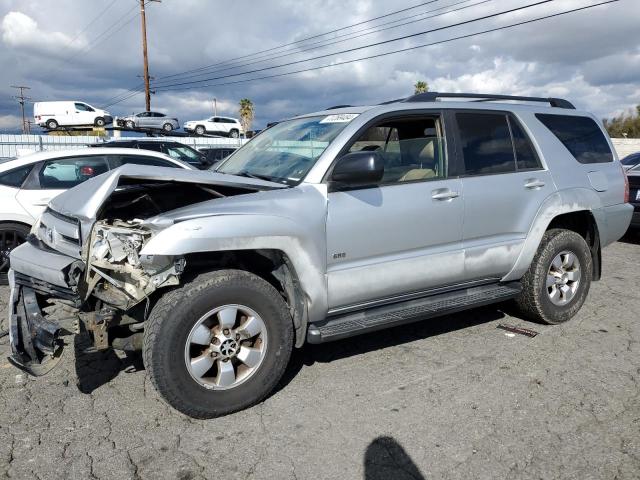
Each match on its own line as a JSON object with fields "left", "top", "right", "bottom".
{"left": 0, "top": 0, "right": 638, "bottom": 132}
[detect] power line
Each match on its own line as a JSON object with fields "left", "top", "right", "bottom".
{"left": 153, "top": 0, "right": 618, "bottom": 93}
{"left": 152, "top": 0, "right": 561, "bottom": 90}
{"left": 151, "top": 0, "right": 489, "bottom": 88}
{"left": 103, "top": 0, "right": 618, "bottom": 107}
{"left": 155, "top": 0, "right": 445, "bottom": 82}
{"left": 65, "top": 0, "right": 118, "bottom": 48}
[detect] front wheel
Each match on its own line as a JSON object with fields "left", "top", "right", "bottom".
{"left": 515, "top": 229, "right": 592, "bottom": 324}
{"left": 0, "top": 223, "right": 29, "bottom": 284}
{"left": 143, "top": 269, "right": 293, "bottom": 418}
{"left": 162, "top": 123, "right": 173, "bottom": 132}
{"left": 125, "top": 120, "right": 135, "bottom": 129}
{"left": 94, "top": 117, "right": 106, "bottom": 127}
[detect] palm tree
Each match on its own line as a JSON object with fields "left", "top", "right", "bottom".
{"left": 239, "top": 99, "right": 255, "bottom": 133}
{"left": 414, "top": 81, "right": 429, "bottom": 94}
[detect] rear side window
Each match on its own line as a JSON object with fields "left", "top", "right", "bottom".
{"left": 0, "top": 165, "right": 33, "bottom": 188}
{"left": 536, "top": 114, "right": 613, "bottom": 164}
{"left": 39, "top": 156, "right": 109, "bottom": 189}
{"left": 457, "top": 113, "right": 515, "bottom": 175}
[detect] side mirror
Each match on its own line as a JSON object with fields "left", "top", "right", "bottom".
{"left": 330, "top": 150, "right": 384, "bottom": 189}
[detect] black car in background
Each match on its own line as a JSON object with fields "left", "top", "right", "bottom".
{"left": 198, "top": 146, "right": 237, "bottom": 167}
{"left": 628, "top": 170, "right": 640, "bottom": 230}
{"left": 621, "top": 152, "right": 640, "bottom": 171}
{"left": 93, "top": 140, "right": 207, "bottom": 169}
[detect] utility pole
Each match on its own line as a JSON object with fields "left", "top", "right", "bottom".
{"left": 139, "top": 0, "right": 160, "bottom": 112}
{"left": 11, "top": 85, "right": 31, "bottom": 134}
{"left": 213, "top": 98, "right": 217, "bottom": 116}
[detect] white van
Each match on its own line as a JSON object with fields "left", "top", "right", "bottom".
{"left": 33, "top": 101, "right": 112, "bottom": 130}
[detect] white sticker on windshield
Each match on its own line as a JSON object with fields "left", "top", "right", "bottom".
{"left": 320, "top": 113, "right": 359, "bottom": 124}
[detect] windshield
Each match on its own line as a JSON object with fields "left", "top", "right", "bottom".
{"left": 215, "top": 115, "right": 356, "bottom": 185}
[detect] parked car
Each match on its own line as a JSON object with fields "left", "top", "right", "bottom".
{"left": 184, "top": 116, "right": 244, "bottom": 137}
{"left": 0, "top": 148, "right": 192, "bottom": 283}
{"left": 8, "top": 92, "right": 632, "bottom": 418}
{"left": 198, "top": 146, "right": 238, "bottom": 166}
{"left": 94, "top": 139, "right": 208, "bottom": 169}
{"left": 621, "top": 152, "right": 640, "bottom": 171}
{"left": 34, "top": 101, "right": 112, "bottom": 130}
{"left": 627, "top": 169, "right": 640, "bottom": 230}
{"left": 117, "top": 111, "right": 179, "bottom": 132}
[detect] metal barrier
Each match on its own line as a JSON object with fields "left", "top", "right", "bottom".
{"left": 0, "top": 134, "right": 246, "bottom": 159}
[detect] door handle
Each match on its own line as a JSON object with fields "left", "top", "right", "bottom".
{"left": 524, "top": 179, "right": 545, "bottom": 189}
{"left": 431, "top": 189, "right": 459, "bottom": 201}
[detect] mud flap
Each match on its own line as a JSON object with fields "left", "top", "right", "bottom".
{"left": 7, "top": 274, "right": 64, "bottom": 376}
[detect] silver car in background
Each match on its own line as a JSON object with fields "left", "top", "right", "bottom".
{"left": 118, "top": 111, "right": 180, "bottom": 132}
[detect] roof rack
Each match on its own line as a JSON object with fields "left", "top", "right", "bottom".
{"left": 402, "top": 92, "right": 575, "bottom": 109}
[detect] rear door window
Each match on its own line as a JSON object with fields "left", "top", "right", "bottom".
{"left": 39, "top": 156, "right": 109, "bottom": 189}
{"left": 457, "top": 113, "right": 515, "bottom": 175}
{"left": 536, "top": 114, "right": 613, "bottom": 164}
{"left": 113, "top": 155, "right": 180, "bottom": 168}
{"left": 508, "top": 116, "right": 542, "bottom": 170}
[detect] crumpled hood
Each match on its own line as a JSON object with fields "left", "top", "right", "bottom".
{"left": 48, "top": 164, "right": 286, "bottom": 222}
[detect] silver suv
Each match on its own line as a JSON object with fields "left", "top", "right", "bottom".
{"left": 7, "top": 92, "right": 633, "bottom": 418}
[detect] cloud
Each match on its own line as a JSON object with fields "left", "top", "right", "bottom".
{"left": 0, "top": 114, "right": 21, "bottom": 129}
{"left": 0, "top": 0, "right": 638, "bottom": 131}
{"left": 1, "top": 11, "right": 81, "bottom": 54}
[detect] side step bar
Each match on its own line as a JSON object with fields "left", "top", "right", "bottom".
{"left": 307, "top": 282, "right": 521, "bottom": 344}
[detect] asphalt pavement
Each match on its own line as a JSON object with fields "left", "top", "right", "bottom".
{"left": 1, "top": 235, "right": 639, "bottom": 480}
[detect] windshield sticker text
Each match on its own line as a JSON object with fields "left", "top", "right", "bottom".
{"left": 320, "top": 114, "right": 359, "bottom": 124}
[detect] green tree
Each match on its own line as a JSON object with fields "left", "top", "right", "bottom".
{"left": 239, "top": 98, "right": 255, "bottom": 133}
{"left": 414, "top": 80, "right": 429, "bottom": 94}
{"left": 603, "top": 105, "right": 640, "bottom": 138}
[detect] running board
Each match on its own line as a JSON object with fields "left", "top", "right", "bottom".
{"left": 307, "top": 282, "right": 521, "bottom": 344}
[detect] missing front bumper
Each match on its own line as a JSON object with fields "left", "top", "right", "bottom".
{"left": 7, "top": 273, "right": 65, "bottom": 376}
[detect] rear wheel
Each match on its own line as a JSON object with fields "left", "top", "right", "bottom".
{"left": 143, "top": 269, "right": 293, "bottom": 418}
{"left": 46, "top": 119, "right": 58, "bottom": 130}
{"left": 195, "top": 125, "right": 206, "bottom": 135}
{"left": 0, "top": 223, "right": 30, "bottom": 285}
{"left": 229, "top": 129, "right": 239, "bottom": 138}
{"left": 515, "top": 229, "right": 592, "bottom": 324}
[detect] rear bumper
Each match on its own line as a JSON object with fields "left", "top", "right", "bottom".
{"left": 7, "top": 272, "right": 65, "bottom": 376}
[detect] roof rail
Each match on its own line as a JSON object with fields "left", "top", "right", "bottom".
{"left": 402, "top": 92, "right": 575, "bottom": 109}
{"left": 325, "top": 104, "right": 353, "bottom": 110}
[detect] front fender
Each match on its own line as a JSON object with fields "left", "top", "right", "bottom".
{"left": 502, "top": 188, "right": 606, "bottom": 282}
{"left": 140, "top": 214, "right": 328, "bottom": 323}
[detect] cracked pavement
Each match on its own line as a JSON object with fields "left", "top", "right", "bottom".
{"left": 1, "top": 236, "right": 639, "bottom": 479}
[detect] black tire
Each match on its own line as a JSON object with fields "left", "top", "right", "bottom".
{"left": 195, "top": 125, "right": 206, "bottom": 135}
{"left": 229, "top": 129, "right": 239, "bottom": 138}
{"left": 94, "top": 117, "right": 106, "bottom": 127}
{"left": 515, "top": 229, "right": 592, "bottom": 324}
{"left": 125, "top": 120, "right": 135, "bottom": 129}
{"left": 46, "top": 119, "right": 58, "bottom": 130}
{"left": 162, "top": 123, "right": 173, "bottom": 132}
{"left": 143, "top": 269, "right": 294, "bottom": 418}
{"left": 0, "top": 223, "right": 30, "bottom": 285}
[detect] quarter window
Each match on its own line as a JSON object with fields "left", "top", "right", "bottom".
{"left": 0, "top": 165, "right": 33, "bottom": 188}
{"left": 457, "top": 113, "right": 515, "bottom": 175}
{"left": 347, "top": 116, "right": 446, "bottom": 183}
{"left": 39, "top": 156, "right": 109, "bottom": 189}
{"left": 536, "top": 114, "right": 613, "bottom": 164}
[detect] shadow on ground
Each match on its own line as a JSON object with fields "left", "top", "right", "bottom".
{"left": 364, "top": 436, "right": 426, "bottom": 479}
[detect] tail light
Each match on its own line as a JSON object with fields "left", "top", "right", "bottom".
{"left": 621, "top": 163, "right": 629, "bottom": 203}
{"left": 80, "top": 166, "right": 94, "bottom": 176}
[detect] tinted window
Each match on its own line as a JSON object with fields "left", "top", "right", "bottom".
{"left": 115, "top": 155, "right": 179, "bottom": 168}
{"left": 138, "top": 143, "right": 163, "bottom": 152}
{"left": 620, "top": 153, "right": 640, "bottom": 166}
{"left": 508, "top": 117, "right": 541, "bottom": 170}
{"left": 39, "top": 156, "right": 109, "bottom": 189}
{"left": 74, "top": 103, "right": 93, "bottom": 112}
{"left": 536, "top": 114, "right": 613, "bottom": 164}
{"left": 347, "top": 117, "right": 446, "bottom": 184}
{"left": 457, "top": 113, "right": 515, "bottom": 175}
{"left": 0, "top": 165, "right": 33, "bottom": 188}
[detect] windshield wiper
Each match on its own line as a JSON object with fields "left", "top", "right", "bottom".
{"left": 235, "top": 171, "right": 283, "bottom": 183}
